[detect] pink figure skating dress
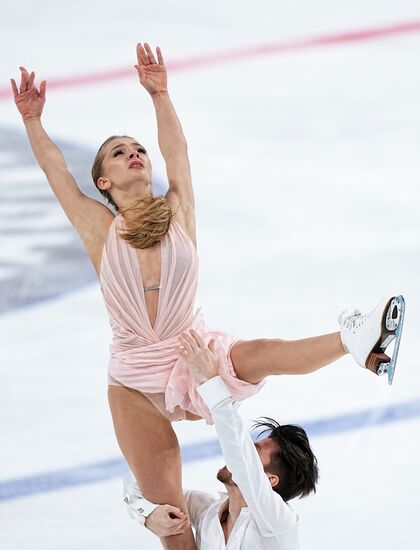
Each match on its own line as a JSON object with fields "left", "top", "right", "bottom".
{"left": 100, "top": 215, "right": 263, "bottom": 423}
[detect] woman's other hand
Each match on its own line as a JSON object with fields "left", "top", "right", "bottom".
{"left": 135, "top": 42, "right": 168, "bottom": 95}
{"left": 11, "top": 67, "right": 46, "bottom": 121}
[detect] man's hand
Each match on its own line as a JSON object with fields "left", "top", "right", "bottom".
{"left": 178, "top": 330, "right": 218, "bottom": 384}
{"left": 145, "top": 504, "right": 189, "bottom": 538}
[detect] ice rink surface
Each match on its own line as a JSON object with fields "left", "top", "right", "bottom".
{"left": 1, "top": 1, "right": 420, "bottom": 548}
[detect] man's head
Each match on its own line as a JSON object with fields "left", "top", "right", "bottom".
{"left": 217, "top": 418, "right": 319, "bottom": 502}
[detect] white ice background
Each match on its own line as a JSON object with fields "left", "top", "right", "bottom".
{"left": 0, "top": 1, "right": 420, "bottom": 549}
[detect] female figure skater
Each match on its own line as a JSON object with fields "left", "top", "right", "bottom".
{"left": 11, "top": 43, "right": 403, "bottom": 550}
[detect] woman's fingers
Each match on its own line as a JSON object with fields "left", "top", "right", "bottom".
{"left": 19, "top": 67, "right": 28, "bottom": 93}
{"left": 144, "top": 42, "right": 157, "bottom": 64}
{"left": 12, "top": 68, "right": 46, "bottom": 102}
{"left": 137, "top": 43, "right": 150, "bottom": 66}
{"left": 28, "top": 71, "right": 35, "bottom": 89}
{"left": 10, "top": 79, "right": 19, "bottom": 98}
{"left": 156, "top": 46, "right": 164, "bottom": 66}
{"left": 39, "top": 80, "right": 47, "bottom": 100}
{"left": 18, "top": 67, "right": 37, "bottom": 94}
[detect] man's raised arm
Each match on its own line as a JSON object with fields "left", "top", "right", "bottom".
{"left": 178, "top": 330, "right": 299, "bottom": 537}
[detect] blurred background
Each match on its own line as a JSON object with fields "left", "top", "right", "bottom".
{"left": 1, "top": 1, "right": 419, "bottom": 548}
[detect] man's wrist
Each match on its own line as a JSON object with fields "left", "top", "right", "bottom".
{"left": 127, "top": 500, "right": 158, "bottom": 526}
{"left": 197, "top": 375, "right": 232, "bottom": 410}
{"left": 198, "top": 373, "right": 218, "bottom": 385}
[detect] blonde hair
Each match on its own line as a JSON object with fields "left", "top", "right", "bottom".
{"left": 120, "top": 195, "right": 173, "bottom": 249}
{"left": 91, "top": 135, "right": 173, "bottom": 249}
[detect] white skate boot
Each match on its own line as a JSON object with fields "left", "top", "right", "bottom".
{"left": 339, "top": 295, "right": 405, "bottom": 385}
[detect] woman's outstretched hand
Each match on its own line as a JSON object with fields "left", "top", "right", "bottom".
{"left": 11, "top": 67, "right": 46, "bottom": 121}
{"left": 135, "top": 43, "right": 167, "bottom": 95}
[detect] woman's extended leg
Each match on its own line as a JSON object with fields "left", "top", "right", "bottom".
{"left": 108, "top": 386, "right": 197, "bottom": 550}
{"left": 231, "top": 332, "right": 346, "bottom": 384}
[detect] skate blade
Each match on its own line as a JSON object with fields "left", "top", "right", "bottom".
{"left": 376, "top": 295, "right": 406, "bottom": 385}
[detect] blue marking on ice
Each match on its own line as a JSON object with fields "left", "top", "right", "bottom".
{"left": 1, "top": 397, "right": 419, "bottom": 502}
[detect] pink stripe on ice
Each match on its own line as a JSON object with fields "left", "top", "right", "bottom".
{"left": 2, "top": 21, "right": 420, "bottom": 99}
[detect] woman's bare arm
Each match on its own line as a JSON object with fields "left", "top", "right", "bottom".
{"left": 135, "top": 44, "right": 195, "bottom": 242}
{"left": 11, "top": 67, "right": 114, "bottom": 272}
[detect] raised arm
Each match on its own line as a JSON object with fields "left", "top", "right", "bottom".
{"left": 135, "top": 44, "right": 195, "bottom": 242}
{"left": 11, "top": 67, "right": 114, "bottom": 272}
{"left": 199, "top": 378, "right": 299, "bottom": 537}
{"left": 178, "top": 331, "right": 299, "bottom": 537}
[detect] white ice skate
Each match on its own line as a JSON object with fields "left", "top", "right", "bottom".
{"left": 339, "top": 295, "right": 405, "bottom": 385}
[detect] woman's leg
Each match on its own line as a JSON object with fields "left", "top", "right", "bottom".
{"left": 108, "top": 386, "right": 197, "bottom": 550}
{"left": 231, "top": 332, "right": 346, "bottom": 384}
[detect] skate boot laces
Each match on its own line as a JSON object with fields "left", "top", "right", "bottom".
{"left": 339, "top": 309, "right": 364, "bottom": 332}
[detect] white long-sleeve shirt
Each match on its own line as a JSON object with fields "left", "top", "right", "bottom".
{"left": 124, "top": 376, "right": 301, "bottom": 549}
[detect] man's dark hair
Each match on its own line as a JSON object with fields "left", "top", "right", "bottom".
{"left": 253, "top": 417, "right": 319, "bottom": 502}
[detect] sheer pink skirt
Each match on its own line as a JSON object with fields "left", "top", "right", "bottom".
{"left": 108, "top": 318, "right": 265, "bottom": 424}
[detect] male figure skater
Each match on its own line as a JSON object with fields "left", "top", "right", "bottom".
{"left": 123, "top": 330, "right": 318, "bottom": 549}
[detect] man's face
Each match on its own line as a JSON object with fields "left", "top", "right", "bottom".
{"left": 216, "top": 437, "right": 278, "bottom": 486}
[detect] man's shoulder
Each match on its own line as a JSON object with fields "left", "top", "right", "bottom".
{"left": 184, "top": 489, "right": 223, "bottom": 529}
